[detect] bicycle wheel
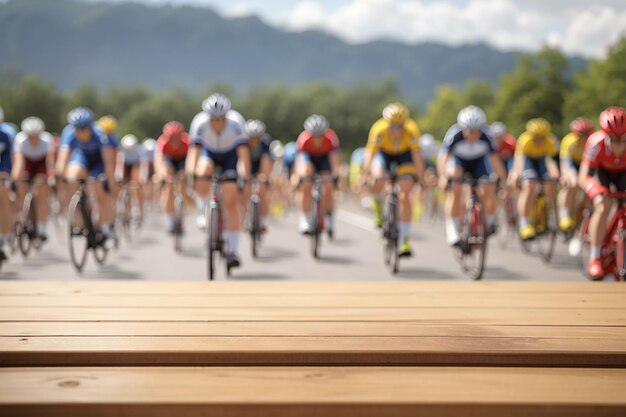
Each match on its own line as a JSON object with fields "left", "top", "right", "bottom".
{"left": 18, "top": 192, "right": 34, "bottom": 257}
{"left": 311, "top": 195, "right": 322, "bottom": 259}
{"left": 538, "top": 197, "right": 558, "bottom": 263}
{"left": 67, "top": 193, "right": 89, "bottom": 273}
{"left": 173, "top": 195, "right": 183, "bottom": 253}
{"left": 249, "top": 196, "right": 260, "bottom": 258}
{"left": 466, "top": 203, "right": 487, "bottom": 280}
{"left": 206, "top": 204, "right": 220, "bottom": 280}
{"left": 93, "top": 238, "right": 109, "bottom": 265}
{"left": 383, "top": 197, "right": 399, "bottom": 274}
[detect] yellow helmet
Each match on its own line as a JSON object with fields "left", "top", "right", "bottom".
{"left": 382, "top": 102, "right": 409, "bottom": 124}
{"left": 526, "top": 118, "right": 551, "bottom": 137}
{"left": 97, "top": 115, "right": 118, "bottom": 135}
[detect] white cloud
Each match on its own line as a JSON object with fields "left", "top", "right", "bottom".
{"left": 282, "top": 0, "right": 626, "bottom": 57}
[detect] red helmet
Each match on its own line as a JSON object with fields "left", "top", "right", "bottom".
{"left": 163, "top": 121, "right": 184, "bottom": 138}
{"left": 599, "top": 107, "right": 626, "bottom": 137}
{"left": 569, "top": 118, "right": 594, "bottom": 136}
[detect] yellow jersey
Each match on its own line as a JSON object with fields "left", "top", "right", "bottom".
{"left": 366, "top": 118, "right": 420, "bottom": 155}
{"left": 516, "top": 131, "right": 558, "bottom": 159}
{"left": 559, "top": 132, "right": 584, "bottom": 164}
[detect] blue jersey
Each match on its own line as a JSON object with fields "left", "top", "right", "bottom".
{"left": 0, "top": 130, "right": 11, "bottom": 173}
{"left": 61, "top": 125, "right": 113, "bottom": 159}
{"left": 0, "top": 123, "right": 17, "bottom": 143}
{"left": 250, "top": 133, "right": 272, "bottom": 163}
{"left": 440, "top": 124, "right": 496, "bottom": 161}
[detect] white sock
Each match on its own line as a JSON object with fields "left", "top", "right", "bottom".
{"left": 326, "top": 212, "right": 335, "bottom": 230}
{"left": 445, "top": 217, "right": 461, "bottom": 244}
{"left": 486, "top": 214, "right": 496, "bottom": 227}
{"left": 519, "top": 217, "right": 529, "bottom": 228}
{"left": 37, "top": 222, "right": 47, "bottom": 235}
{"left": 101, "top": 223, "right": 111, "bottom": 236}
{"left": 590, "top": 246, "right": 601, "bottom": 259}
{"left": 560, "top": 208, "right": 570, "bottom": 219}
{"left": 399, "top": 222, "right": 411, "bottom": 243}
{"left": 223, "top": 231, "right": 239, "bottom": 255}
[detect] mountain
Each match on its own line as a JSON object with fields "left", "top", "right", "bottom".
{"left": 0, "top": 0, "right": 586, "bottom": 104}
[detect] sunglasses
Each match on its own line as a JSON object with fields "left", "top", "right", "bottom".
{"left": 390, "top": 124, "right": 404, "bottom": 130}
{"left": 609, "top": 134, "right": 626, "bottom": 144}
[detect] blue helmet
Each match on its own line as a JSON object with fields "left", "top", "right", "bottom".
{"left": 67, "top": 107, "right": 94, "bottom": 128}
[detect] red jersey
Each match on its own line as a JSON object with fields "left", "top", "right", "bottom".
{"left": 157, "top": 133, "right": 189, "bottom": 160}
{"left": 584, "top": 130, "right": 626, "bottom": 172}
{"left": 497, "top": 134, "right": 516, "bottom": 161}
{"left": 296, "top": 129, "right": 339, "bottom": 157}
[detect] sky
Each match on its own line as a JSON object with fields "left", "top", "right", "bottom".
{"left": 88, "top": 0, "right": 626, "bottom": 58}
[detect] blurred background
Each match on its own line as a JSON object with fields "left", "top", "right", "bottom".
{"left": 0, "top": 0, "right": 625, "bottom": 151}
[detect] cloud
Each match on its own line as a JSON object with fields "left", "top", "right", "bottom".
{"left": 282, "top": 0, "right": 626, "bottom": 57}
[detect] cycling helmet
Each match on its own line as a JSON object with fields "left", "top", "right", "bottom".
{"left": 526, "top": 118, "right": 551, "bottom": 137}
{"left": 202, "top": 93, "right": 231, "bottom": 118}
{"left": 490, "top": 121, "right": 507, "bottom": 137}
{"left": 121, "top": 134, "right": 139, "bottom": 150}
{"left": 419, "top": 134, "right": 437, "bottom": 158}
{"left": 245, "top": 119, "right": 266, "bottom": 138}
{"left": 382, "top": 103, "right": 409, "bottom": 124}
{"left": 270, "top": 140, "right": 284, "bottom": 159}
{"left": 143, "top": 138, "right": 156, "bottom": 152}
{"left": 569, "top": 117, "right": 594, "bottom": 136}
{"left": 98, "top": 116, "right": 118, "bottom": 135}
{"left": 67, "top": 107, "right": 94, "bottom": 128}
{"left": 21, "top": 117, "right": 45, "bottom": 136}
{"left": 457, "top": 105, "right": 486, "bottom": 130}
{"left": 599, "top": 107, "right": 626, "bottom": 137}
{"left": 163, "top": 121, "right": 185, "bottom": 137}
{"left": 304, "top": 114, "right": 329, "bottom": 136}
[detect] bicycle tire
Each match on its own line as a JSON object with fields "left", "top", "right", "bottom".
{"left": 67, "top": 193, "right": 89, "bottom": 273}
{"left": 207, "top": 203, "right": 221, "bottom": 280}
{"left": 539, "top": 197, "right": 558, "bottom": 263}
{"left": 250, "top": 197, "right": 260, "bottom": 258}
{"left": 18, "top": 192, "right": 35, "bottom": 257}
{"left": 311, "top": 192, "right": 322, "bottom": 259}
{"left": 384, "top": 196, "right": 399, "bottom": 274}
{"left": 469, "top": 203, "right": 486, "bottom": 280}
{"left": 174, "top": 195, "right": 183, "bottom": 253}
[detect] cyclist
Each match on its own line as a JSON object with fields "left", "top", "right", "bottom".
{"left": 558, "top": 117, "right": 594, "bottom": 232}
{"left": 362, "top": 103, "right": 424, "bottom": 257}
{"left": 155, "top": 122, "right": 189, "bottom": 234}
{"left": 508, "top": 118, "right": 559, "bottom": 241}
{"left": 97, "top": 116, "right": 121, "bottom": 149}
{"left": 295, "top": 114, "right": 341, "bottom": 236}
{"left": 142, "top": 138, "right": 157, "bottom": 206}
{"left": 0, "top": 106, "right": 17, "bottom": 144}
{"left": 186, "top": 93, "right": 250, "bottom": 269}
{"left": 438, "top": 106, "right": 506, "bottom": 246}
{"left": 490, "top": 122, "right": 516, "bottom": 173}
{"left": 117, "top": 134, "right": 144, "bottom": 220}
{"left": 243, "top": 119, "right": 273, "bottom": 233}
{"left": 11, "top": 117, "right": 55, "bottom": 242}
{"left": 579, "top": 106, "right": 626, "bottom": 279}
{"left": 0, "top": 126, "right": 11, "bottom": 264}
{"left": 56, "top": 107, "right": 117, "bottom": 248}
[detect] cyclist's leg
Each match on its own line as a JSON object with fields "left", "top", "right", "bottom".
{"left": 161, "top": 159, "right": 177, "bottom": 232}
{"left": 258, "top": 154, "right": 273, "bottom": 230}
{"left": 90, "top": 160, "right": 114, "bottom": 241}
{"left": 317, "top": 154, "right": 335, "bottom": 231}
{"left": 585, "top": 172, "right": 613, "bottom": 277}
{"left": 33, "top": 177, "right": 50, "bottom": 239}
{"left": 444, "top": 156, "right": 464, "bottom": 246}
{"left": 130, "top": 163, "right": 143, "bottom": 216}
{"left": 223, "top": 149, "right": 242, "bottom": 265}
{"left": 193, "top": 148, "right": 215, "bottom": 228}
{"left": 295, "top": 152, "right": 315, "bottom": 233}
{"left": 0, "top": 170, "right": 12, "bottom": 260}
{"left": 475, "top": 156, "right": 497, "bottom": 231}
{"left": 517, "top": 157, "right": 539, "bottom": 238}
{"left": 396, "top": 152, "right": 416, "bottom": 254}
{"left": 370, "top": 152, "right": 387, "bottom": 227}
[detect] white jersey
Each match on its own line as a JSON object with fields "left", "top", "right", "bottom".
{"left": 121, "top": 147, "right": 143, "bottom": 165}
{"left": 189, "top": 111, "right": 247, "bottom": 154}
{"left": 14, "top": 131, "right": 53, "bottom": 160}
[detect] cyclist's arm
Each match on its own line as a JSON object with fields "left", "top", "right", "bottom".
{"left": 545, "top": 155, "right": 559, "bottom": 179}
{"left": 55, "top": 148, "right": 70, "bottom": 177}
{"left": 411, "top": 148, "right": 425, "bottom": 182}
{"left": 436, "top": 150, "right": 449, "bottom": 179}
{"left": 362, "top": 147, "right": 376, "bottom": 177}
{"left": 45, "top": 148, "right": 55, "bottom": 180}
{"left": 102, "top": 147, "right": 116, "bottom": 182}
{"left": 578, "top": 160, "right": 592, "bottom": 189}
{"left": 330, "top": 150, "right": 342, "bottom": 178}
{"left": 488, "top": 152, "right": 506, "bottom": 183}
{"left": 237, "top": 145, "right": 251, "bottom": 179}
{"left": 259, "top": 153, "right": 273, "bottom": 181}
{"left": 115, "top": 151, "right": 124, "bottom": 180}
{"left": 185, "top": 144, "right": 200, "bottom": 177}
{"left": 10, "top": 151, "right": 24, "bottom": 182}
{"left": 154, "top": 148, "right": 166, "bottom": 179}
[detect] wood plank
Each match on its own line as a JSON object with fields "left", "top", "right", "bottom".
{"left": 1, "top": 321, "right": 625, "bottom": 339}
{"left": 1, "top": 306, "right": 624, "bottom": 325}
{"left": 2, "top": 292, "right": 625, "bottom": 308}
{"left": 1, "top": 280, "right": 624, "bottom": 296}
{"left": 1, "top": 367, "right": 624, "bottom": 417}
{"left": 1, "top": 335, "right": 625, "bottom": 366}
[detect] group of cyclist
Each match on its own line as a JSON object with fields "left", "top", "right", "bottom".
{"left": 0, "top": 98, "right": 625, "bottom": 280}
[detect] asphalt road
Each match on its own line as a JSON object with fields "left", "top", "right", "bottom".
{"left": 0, "top": 196, "right": 584, "bottom": 281}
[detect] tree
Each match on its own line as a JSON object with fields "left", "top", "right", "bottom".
{"left": 5, "top": 74, "right": 65, "bottom": 133}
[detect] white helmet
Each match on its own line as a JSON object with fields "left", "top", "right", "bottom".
{"left": 245, "top": 119, "right": 266, "bottom": 138}
{"left": 270, "top": 140, "right": 284, "bottom": 159}
{"left": 142, "top": 138, "right": 156, "bottom": 152}
{"left": 490, "top": 121, "right": 506, "bottom": 137}
{"left": 304, "top": 114, "right": 329, "bottom": 136}
{"left": 121, "top": 134, "right": 139, "bottom": 150}
{"left": 21, "top": 116, "right": 45, "bottom": 136}
{"left": 202, "top": 93, "right": 231, "bottom": 118}
{"left": 457, "top": 105, "right": 486, "bottom": 130}
{"left": 419, "top": 133, "right": 437, "bottom": 158}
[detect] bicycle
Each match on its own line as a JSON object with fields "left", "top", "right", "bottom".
{"left": 381, "top": 163, "right": 401, "bottom": 274}
{"left": 449, "top": 177, "right": 491, "bottom": 280}
{"left": 304, "top": 174, "right": 335, "bottom": 260}
{"left": 576, "top": 191, "right": 626, "bottom": 281}
{"left": 519, "top": 178, "right": 559, "bottom": 263}
{"left": 65, "top": 177, "right": 110, "bottom": 273}
{"left": 497, "top": 188, "right": 517, "bottom": 246}
{"left": 196, "top": 174, "right": 230, "bottom": 280}
{"left": 246, "top": 175, "right": 263, "bottom": 258}
{"left": 562, "top": 188, "right": 591, "bottom": 243}
{"left": 15, "top": 177, "right": 47, "bottom": 257}
{"left": 115, "top": 180, "right": 142, "bottom": 242}
{"left": 161, "top": 176, "right": 185, "bottom": 253}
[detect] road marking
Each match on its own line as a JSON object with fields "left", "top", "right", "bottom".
{"left": 337, "top": 209, "right": 377, "bottom": 234}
